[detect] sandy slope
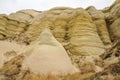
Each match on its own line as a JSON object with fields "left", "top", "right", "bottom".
{"left": 22, "top": 28, "right": 79, "bottom": 75}
{"left": 0, "top": 40, "right": 26, "bottom": 67}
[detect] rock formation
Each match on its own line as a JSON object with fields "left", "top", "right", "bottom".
{"left": 22, "top": 28, "right": 78, "bottom": 75}
{"left": 0, "top": 40, "right": 26, "bottom": 67}
{"left": 0, "top": 0, "right": 120, "bottom": 79}
{"left": 87, "top": 6, "right": 111, "bottom": 48}
{"left": 0, "top": 9, "right": 40, "bottom": 42}
{"left": 103, "top": 0, "right": 120, "bottom": 41}
{"left": 0, "top": 7, "right": 109, "bottom": 56}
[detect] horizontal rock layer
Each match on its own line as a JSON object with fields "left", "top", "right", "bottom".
{"left": 0, "top": 7, "right": 112, "bottom": 56}
{"left": 0, "top": 0, "right": 120, "bottom": 79}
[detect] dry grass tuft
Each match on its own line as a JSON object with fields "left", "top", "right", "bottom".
{"left": 19, "top": 72, "right": 94, "bottom": 80}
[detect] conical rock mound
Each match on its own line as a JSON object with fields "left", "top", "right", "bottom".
{"left": 22, "top": 28, "right": 78, "bottom": 75}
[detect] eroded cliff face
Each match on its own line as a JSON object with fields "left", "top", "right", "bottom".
{"left": 0, "top": 9, "right": 40, "bottom": 42}
{"left": 0, "top": 0, "right": 120, "bottom": 80}
{"left": 103, "top": 0, "right": 120, "bottom": 41}
{"left": 0, "top": 7, "right": 111, "bottom": 56}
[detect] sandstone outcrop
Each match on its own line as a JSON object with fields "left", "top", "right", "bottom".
{"left": 87, "top": 6, "right": 111, "bottom": 48}
{"left": 104, "top": 0, "right": 120, "bottom": 41}
{"left": 0, "top": 9, "right": 40, "bottom": 42}
{"left": 22, "top": 28, "right": 78, "bottom": 75}
{"left": 0, "top": 40, "right": 26, "bottom": 67}
{"left": 0, "top": 0, "right": 120, "bottom": 79}
{"left": 0, "top": 7, "right": 107, "bottom": 56}
{"left": 24, "top": 7, "right": 106, "bottom": 56}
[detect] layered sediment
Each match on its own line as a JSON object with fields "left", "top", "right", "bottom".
{"left": 0, "top": 0, "right": 120, "bottom": 80}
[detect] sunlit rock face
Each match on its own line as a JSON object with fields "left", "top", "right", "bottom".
{"left": 0, "top": 0, "right": 120, "bottom": 79}
{"left": 0, "top": 14, "right": 27, "bottom": 40}
{"left": 0, "top": 9, "right": 40, "bottom": 42}
{"left": 8, "top": 9, "right": 40, "bottom": 23}
{"left": 87, "top": 6, "right": 111, "bottom": 48}
{"left": 22, "top": 28, "right": 78, "bottom": 75}
{"left": 0, "top": 40, "right": 26, "bottom": 67}
{"left": 104, "top": 0, "right": 120, "bottom": 41}
{"left": 0, "top": 7, "right": 107, "bottom": 56}
{"left": 24, "top": 7, "right": 106, "bottom": 56}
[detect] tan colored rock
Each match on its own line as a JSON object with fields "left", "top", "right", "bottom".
{"left": 0, "top": 55, "right": 24, "bottom": 80}
{"left": 24, "top": 8, "right": 105, "bottom": 56}
{"left": 0, "top": 40, "right": 26, "bottom": 67}
{"left": 87, "top": 6, "right": 111, "bottom": 48}
{"left": 69, "top": 8, "right": 105, "bottom": 55}
{"left": 22, "top": 28, "right": 78, "bottom": 75}
{"left": 70, "top": 54, "right": 103, "bottom": 73}
{"left": 24, "top": 7, "right": 74, "bottom": 43}
{"left": 8, "top": 9, "right": 40, "bottom": 23}
{"left": 110, "top": 18, "right": 120, "bottom": 40}
{"left": 104, "top": 0, "right": 120, "bottom": 41}
{"left": 1, "top": 0, "right": 120, "bottom": 79}
{"left": 0, "top": 7, "right": 107, "bottom": 56}
{"left": 0, "top": 9, "right": 40, "bottom": 40}
{"left": 0, "top": 15, "right": 26, "bottom": 39}
{"left": 0, "top": 14, "right": 7, "bottom": 39}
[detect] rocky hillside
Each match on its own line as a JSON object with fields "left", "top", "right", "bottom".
{"left": 0, "top": 0, "right": 120, "bottom": 80}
